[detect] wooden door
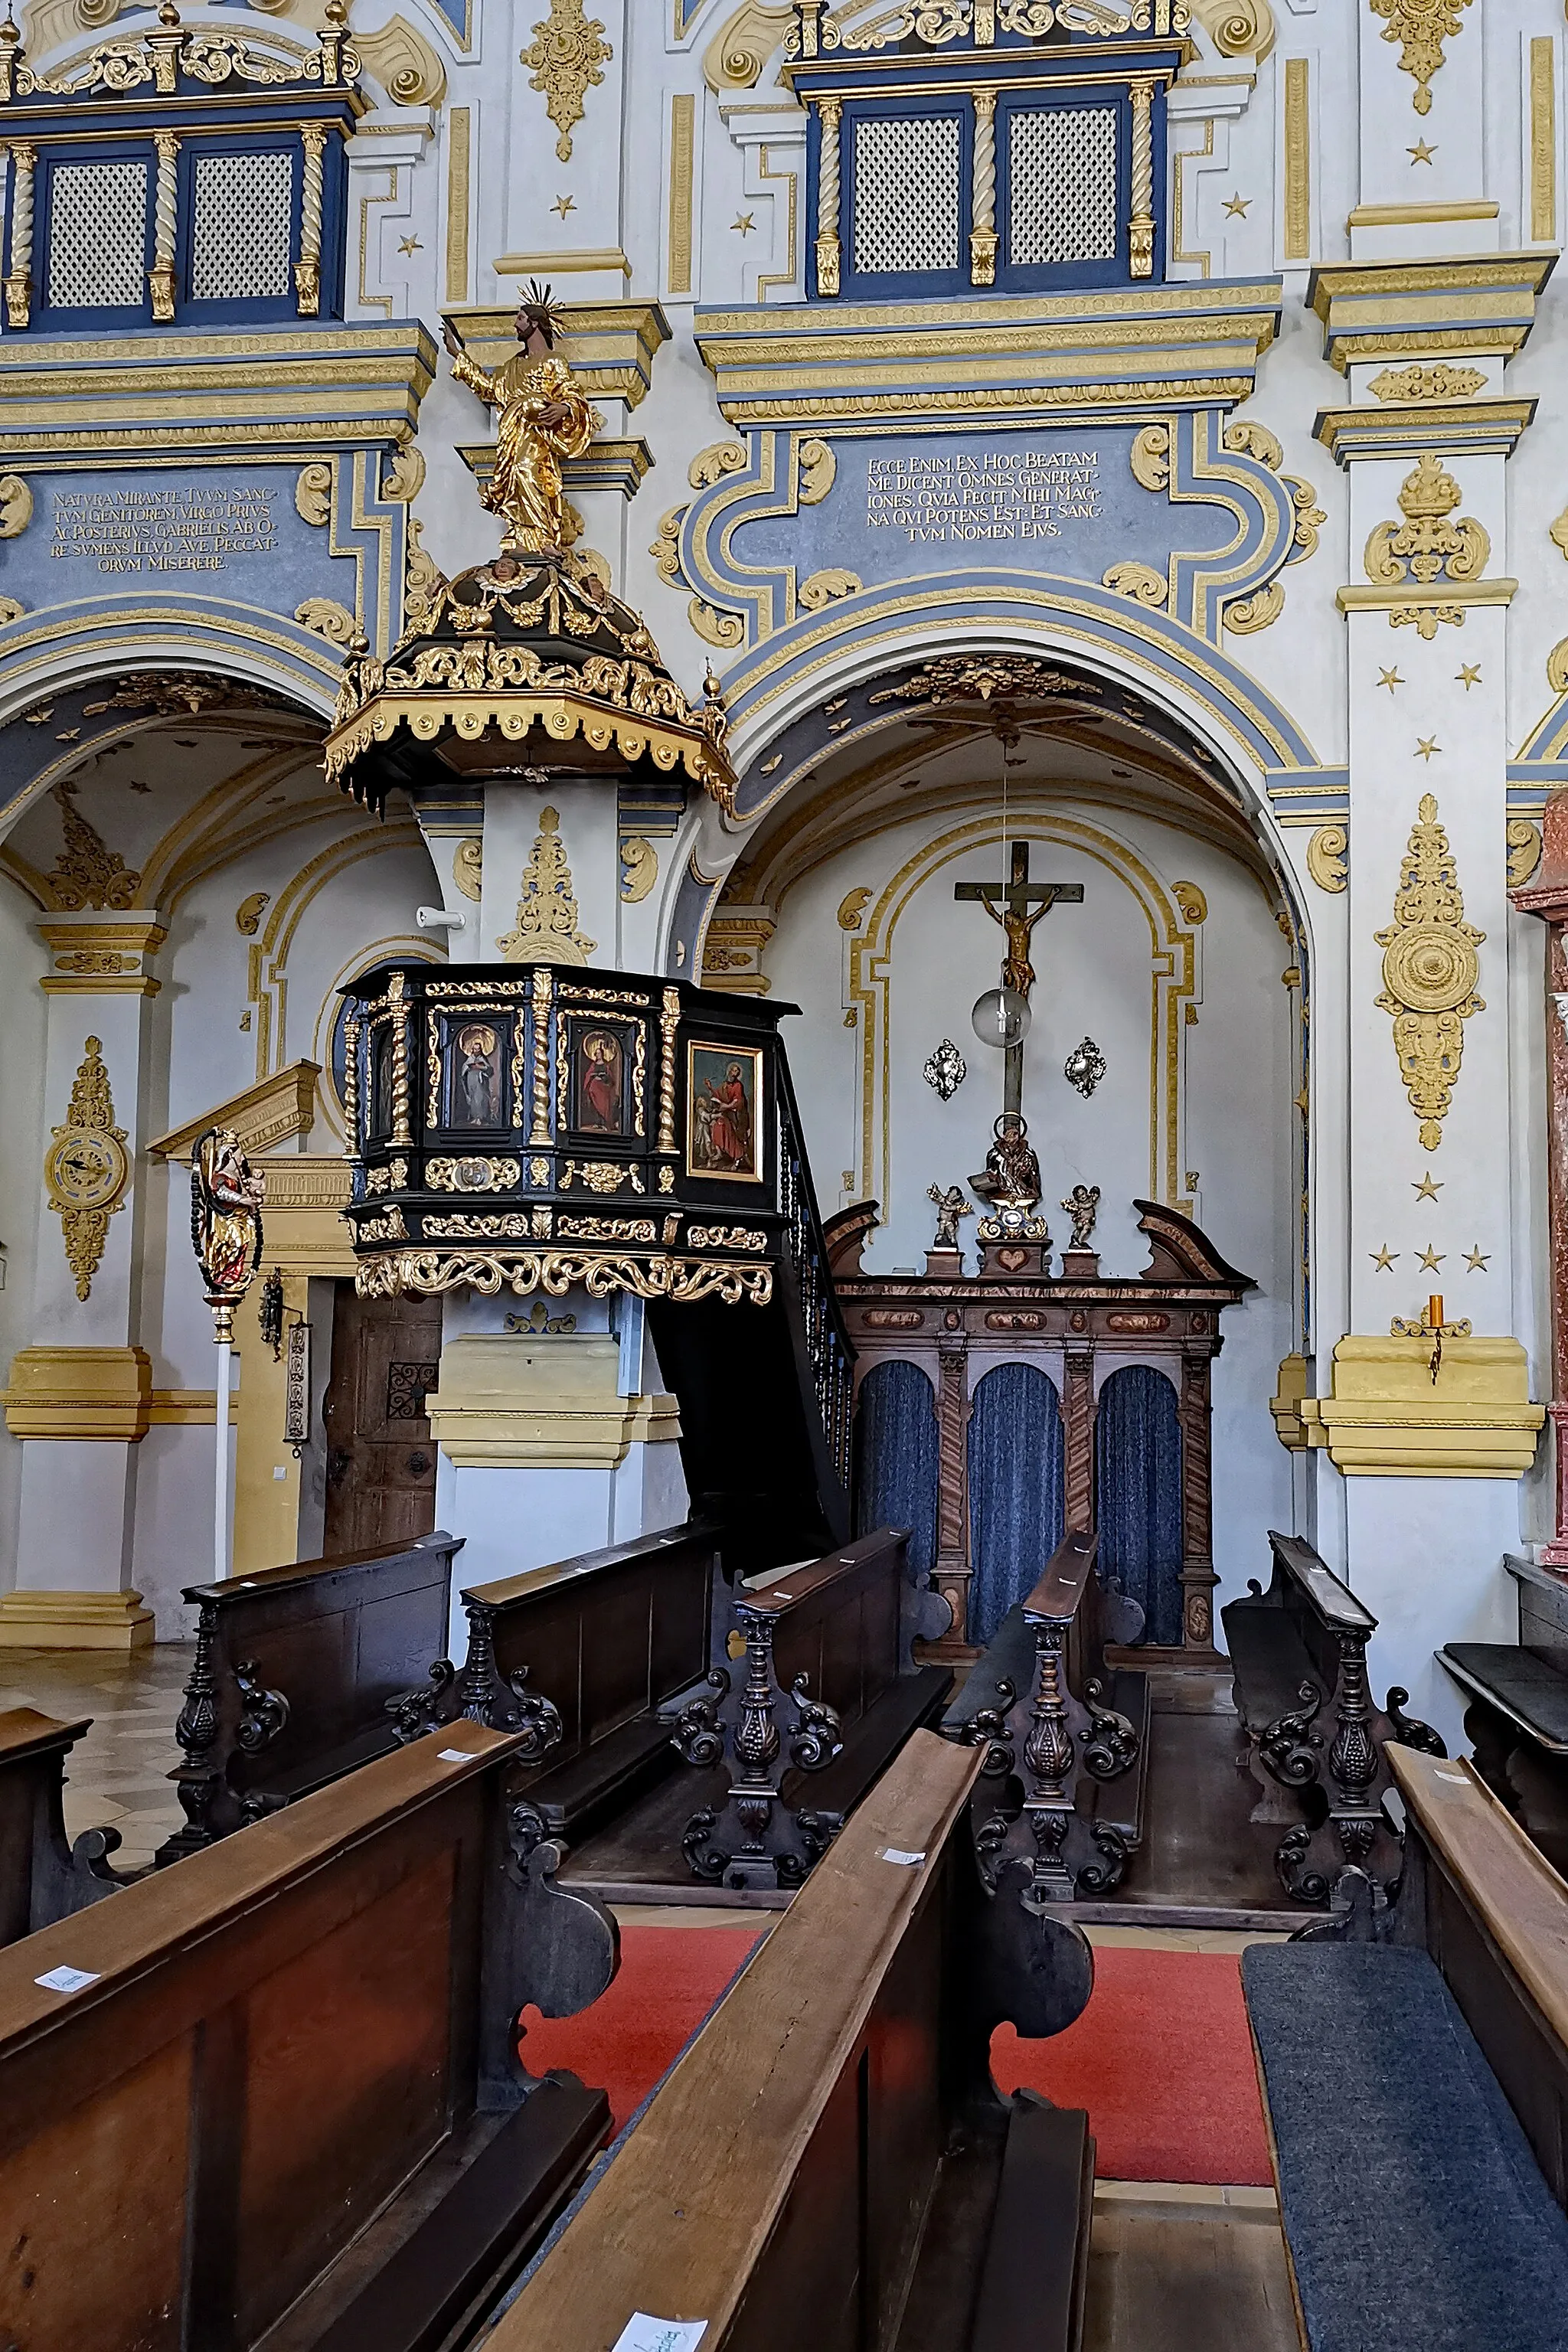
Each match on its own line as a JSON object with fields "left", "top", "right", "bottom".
{"left": 322, "top": 1287, "right": 442, "bottom": 1555}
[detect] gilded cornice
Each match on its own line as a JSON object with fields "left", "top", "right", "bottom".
{"left": 1308, "top": 253, "right": 1554, "bottom": 373}
{"left": 1313, "top": 399, "right": 1534, "bottom": 466}
{"left": 442, "top": 302, "right": 671, "bottom": 412}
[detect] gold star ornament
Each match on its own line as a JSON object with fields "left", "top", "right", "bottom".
{"left": 1465, "top": 1246, "right": 1491, "bottom": 1272}
{"left": 732, "top": 213, "right": 756, "bottom": 235}
{"left": 1378, "top": 668, "right": 1405, "bottom": 693}
{"left": 551, "top": 194, "right": 576, "bottom": 219}
{"left": 1416, "top": 1245, "right": 1445, "bottom": 1272}
{"left": 1409, "top": 139, "right": 1437, "bottom": 164}
{"left": 397, "top": 235, "right": 422, "bottom": 255}
{"left": 1223, "top": 193, "right": 1250, "bottom": 217}
{"left": 1370, "top": 1245, "right": 1398, "bottom": 1271}
{"left": 1415, "top": 736, "right": 1441, "bottom": 761}
{"left": 1412, "top": 1172, "right": 1441, "bottom": 1202}
{"left": 1457, "top": 665, "right": 1482, "bottom": 689}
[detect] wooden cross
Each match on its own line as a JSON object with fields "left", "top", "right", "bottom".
{"left": 956, "top": 841, "right": 1083, "bottom": 1115}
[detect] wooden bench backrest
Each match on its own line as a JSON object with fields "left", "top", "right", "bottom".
{"left": 495, "top": 1729, "right": 987, "bottom": 2352}
{"left": 0, "top": 1726, "right": 523, "bottom": 2352}
{"left": 183, "top": 1530, "right": 462, "bottom": 1793}
{"left": 466, "top": 1521, "right": 718, "bottom": 1753}
{"left": 1267, "top": 1530, "right": 1376, "bottom": 1692}
{"left": 0, "top": 1707, "right": 103, "bottom": 1945}
{"left": 750, "top": 1527, "right": 908, "bottom": 1724}
{"left": 1389, "top": 1744, "right": 1568, "bottom": 2211}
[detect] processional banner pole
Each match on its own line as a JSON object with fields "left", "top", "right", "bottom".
{"left": 189, "top": 1125, "right": 265, "bottom": 1583}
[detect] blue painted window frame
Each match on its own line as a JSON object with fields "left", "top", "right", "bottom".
{"left": 836, "top": 93, "right": 973, "bottom": 303}
{"left": 34, "top": 139, "right": 157, "bottom": 329}
{"left": 995, "top": 83, "right": 1148, "bottom": 293}
{"left": 806, "top": 77, "right": 1168, "bottom": 302}
{"left": 175, "top": 131, "right": 304, "bottom": 326}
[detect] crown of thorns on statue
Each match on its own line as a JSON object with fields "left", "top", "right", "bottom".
{"left": 515, "top": 279, "right": 565, "bottom": 345}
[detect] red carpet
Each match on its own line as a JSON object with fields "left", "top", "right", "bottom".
{"left": 521, "top": 1928, "right": 1270, "bottom": 2184}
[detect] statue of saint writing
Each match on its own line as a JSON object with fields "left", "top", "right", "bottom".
{"left": 441, "top": 281, "right": 594, "bottom": 556}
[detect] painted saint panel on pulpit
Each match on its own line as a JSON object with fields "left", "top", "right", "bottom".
{"left": 687, "top": 1043, "right": 763, "bottom": 1180}
{"left": 565, "top": 1018, "right": 639, "bottom": 1138}
{"left": 442, "top": 1018, "right": 513, "bottom": 1132}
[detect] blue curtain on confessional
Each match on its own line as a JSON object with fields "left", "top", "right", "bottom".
{"left": 1096, "top": 1364, "right": 1184, "bottom": 1648}
{"left": 966, "top": 1362, "right": 1065, "bottom": 1646}
{"left": 852, "top": 1360, "right": 939, "bottom": 1577}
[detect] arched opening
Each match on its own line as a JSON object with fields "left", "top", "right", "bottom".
{"left": 1096, "top": 1364, "right": 1184, "bottom": 1648}
{"left": 852, "top": 1358, "right": 939, "bottom": 1576}
{"left": 967, "top": 1361, "right": 1065, "bottom": 1645}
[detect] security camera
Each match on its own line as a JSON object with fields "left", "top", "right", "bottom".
{"left": 416, "top": 906, "right": 467, "bottom": 932}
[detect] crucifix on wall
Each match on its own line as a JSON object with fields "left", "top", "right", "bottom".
{"left": 955, "top": 839, "right": 1083, "bottom": 1118}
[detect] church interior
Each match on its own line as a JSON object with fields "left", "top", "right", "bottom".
{"left": 5, "top": 0, "right": 1568, "bottom": 2346}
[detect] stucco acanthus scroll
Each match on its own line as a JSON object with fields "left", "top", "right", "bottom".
{"left": 1506, "top": 820, "right": 1543, "bottom": 889}
{"left": 353, "top": 14, "right": 446, "bottom": 106}
{"left": 45, "top": 782, "right": 140, "bottom": 911}
{"left": 1102, "top": 560, "right": 1168, "bottom": 606}
{"left": 703, "top": 3, "right": 792, "bottom": 90}
{"left": 620, "top": 838, "right": 658, "bottom": 902}
{"left": 690, "top": 599, "right": 746, "bottom": 648}
{"left": 799, "top": 567, "right": 861, "bottom": 609}
{"left": 690, "top": 442, "right": 748, "bottom": 492}
{"left": 1374, "top": 792, "right": 1483, "bottom": 1152}
{"left": 382, "top": 443, "right": 426, "bottom": 502}
{"left": 0, "top": 473, "right": 32, "bottom": 537}
{"left": 1305, "top": 825, "right": 1348, "bottom": 893}
{"left": 1187, "top": 0, "right": 1274, "bottom": 58}
{"left": 797, "top": 438, "right": 836, "bottom": 505}
{"left": 1223, "top": 580, "right": 1284, "bottom": 634}
{"left": 296, "top": 597, "right": 365, "bottom": 649}
{"left": 650, "top": 508, "right": 687, "bottom": 586}
{"left": 497, "top": 805, "right": 596, "bottom": 965}
{"left": 1129, "top": 425, "right": 1171, "bottom": 493}
{"left": 295, "top": 462, "right": 333, "bottom": 526}
{"left": 0, "top": 596, "right": 25, "bottom": 623}
{"left": 1367, "top": 364, "right": 1486, "bottom": 402}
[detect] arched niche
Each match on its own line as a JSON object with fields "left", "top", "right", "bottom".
{"left": 853, "top": 1357, "right": 938, "bottom": 1576}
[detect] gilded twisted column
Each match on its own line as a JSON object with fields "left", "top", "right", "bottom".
{"left": 387, "top": 971, "right": 413, "bottom": 1146}
{"left": 5, "top": 142, "right": 34, "bottom": 328}
{"left": 149, "top": 129, "right": 179, "bottom": 323}
{"left": 970, "top": 90, "right": 997, "bottom": 285}
{"left": 1128, "top": 79, "right": 1155, "bottom": 279}
{"left": 815, "top": 96, "right": 841, "bottom": 297}
{"left": 294, "top": 122, "right": 327, "bottom": 316}
{"left": 530, "top": 966, "right": 554, "bottom": 1145}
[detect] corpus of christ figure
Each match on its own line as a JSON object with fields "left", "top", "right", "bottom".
{"left": 955, "top": 839, "right": 1084, "bottom": 1119}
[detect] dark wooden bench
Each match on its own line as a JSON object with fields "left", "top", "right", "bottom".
{"left": 159, "top": 1528, "right": 463, "bottom": 1863}
{"left": 0, "top": 1707, "right": 124, "bottom": 1942}
{"left": 1222, "top": 1530, "right": 1444, "bottom": 1906}
{"left": 409, "top": 1521, "right": 725, "bottom": 1848}
{"left": 1244, "top": 1746, "right": 1568, "bottom": 2352}
{"left": 0, "top": 1724, "right": 617, "bottom": 2352}
{"left": 1439, "top": 1553, "right": 1568, "bottom": 1873}
{"left": 668, "top": 1524, "right": 954, "bottom": 1890}
{"left": 941, "top": 1531, "right": 1150, "bottom": 1902}
{"left": 494, "top": 1729, "right": 1097, "bottom": 2352}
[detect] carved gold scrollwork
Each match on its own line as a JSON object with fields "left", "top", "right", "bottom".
{"left": 1370, "top": 0, "right": 1472, "bottom": 115}
{"left": 1374, "top": 793, "right": 1484, "bottom": 1151}
{"left": 0, "top": 473, "right": 32, "bottom": 537}
{"left": 521, "top": 0, "right": 611, "bottom": 163}
{"left": 620, "top": 836, "right": 658, "bottom": 901}
{"left": 1306, "top": 824, "right": 1348, "bottom": 893}
{"left": 45, "top": 1037, "right": 130, "bottom": 1302}
{"left": 799, "top": 567, "right": 862, "bottom": 610}
{"left": 689, "top": 598, "right": 745, "bottom": 648}
{"left": 1550, "top": 639, "right": 1568, "bottom": 697}
{"left": 1188, "top": 0, "right": 1275, "bottom": 58}
{"left": 497, "top": 805, "right": 596, "bottom": 966}
{"left": 1285, "top": 477, "right": 1326, "bottom": 561}
{"left": 1129, "top": 424, "right": 1171, "bottom": 494}
{"left": 1222, "top": 418, "right": 1283, "bottom": 470}
{"left": 295, "top": 461, "right": 333, "bottom": 527}
{"left": 1369, "top": 363, "right": 1486, "bottom": 402}
{"left": 649, "top": 507, "right": 687, "bottom": 586}
{"left": 1364, "top": 452, "right": 1489, "bottom": 637}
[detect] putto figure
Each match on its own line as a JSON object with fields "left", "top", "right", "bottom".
{"left": 1061, "top": 1182, "right": 1101, "bottom": 1251}
{"left": 926, "top": 1182, "right": 974, "bottom": 1250}
{"left": 441, "top": 281, "right": 594, "bottom": 555}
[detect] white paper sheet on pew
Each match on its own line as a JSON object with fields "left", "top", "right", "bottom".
{"left": 34, "top": 1965, "right": 100, "bottom": 1993}
{"left": 438, "top": 1749, "right": 479, "bottom": 1762}
{"left": 609, "top": 2316, "right": 707, "bottom": 2352}
{"left": 881, "top": 1847, "right": 926, "bottom": 1867}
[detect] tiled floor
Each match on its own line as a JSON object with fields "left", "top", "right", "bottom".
{"left": 0, "top": 1642, "right": 190, "bottom": 1873}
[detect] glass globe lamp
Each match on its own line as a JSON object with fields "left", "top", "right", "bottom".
{"left": 971, "top": 987, "right": 1031, "bottom": 1050}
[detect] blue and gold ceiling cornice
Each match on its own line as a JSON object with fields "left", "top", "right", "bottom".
{"left": 783, "top": 0, "right": 1193, "bottom": 71}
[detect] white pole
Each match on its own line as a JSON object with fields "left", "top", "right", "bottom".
{"left": 213, "top": 1315, "right": 233, "bottom": 1582}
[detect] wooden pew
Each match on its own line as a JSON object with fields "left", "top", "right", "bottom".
{"left": 1243, "top": 1748, "right": 1568, "bottom": 2350}
{"left": 1221, "top": 1530, "right": 1445, "bottom": 1906}
{"left": 492, "top": 1730, "right": 1097, "bottom": 2352}
{"left": 1439, "top": 1552, "right": 1568, "bottom": 1873}
{"left": 940, "top": 1531, "right": 1150, "bottom": 1902}
{"left": 159, "top": 1527, "right": 463, "bottom": 1863}
{"left": 413, "top": 1521, "right": 724, "bottom": 1847}
{"left": 0, "top": 1707, "right": 124, "bottom": 1943}
{"left": 0, "top": 1724, "right": 617, "bottom": 2352}
{"left": 670, "top": 1526, "right": 954, "bottom": 1890}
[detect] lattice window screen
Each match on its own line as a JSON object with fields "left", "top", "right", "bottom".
{"left": 1008, "top": 106, "right": 1119, "bottom": 266}
{"left": 47, "top": 162, "right": 149, "bottom": 309}
{"left": 190, "top": 149, "right": 294, "bottom": 301}
{"left": 851, "top": 115, "right": 961, "bottom": 275}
